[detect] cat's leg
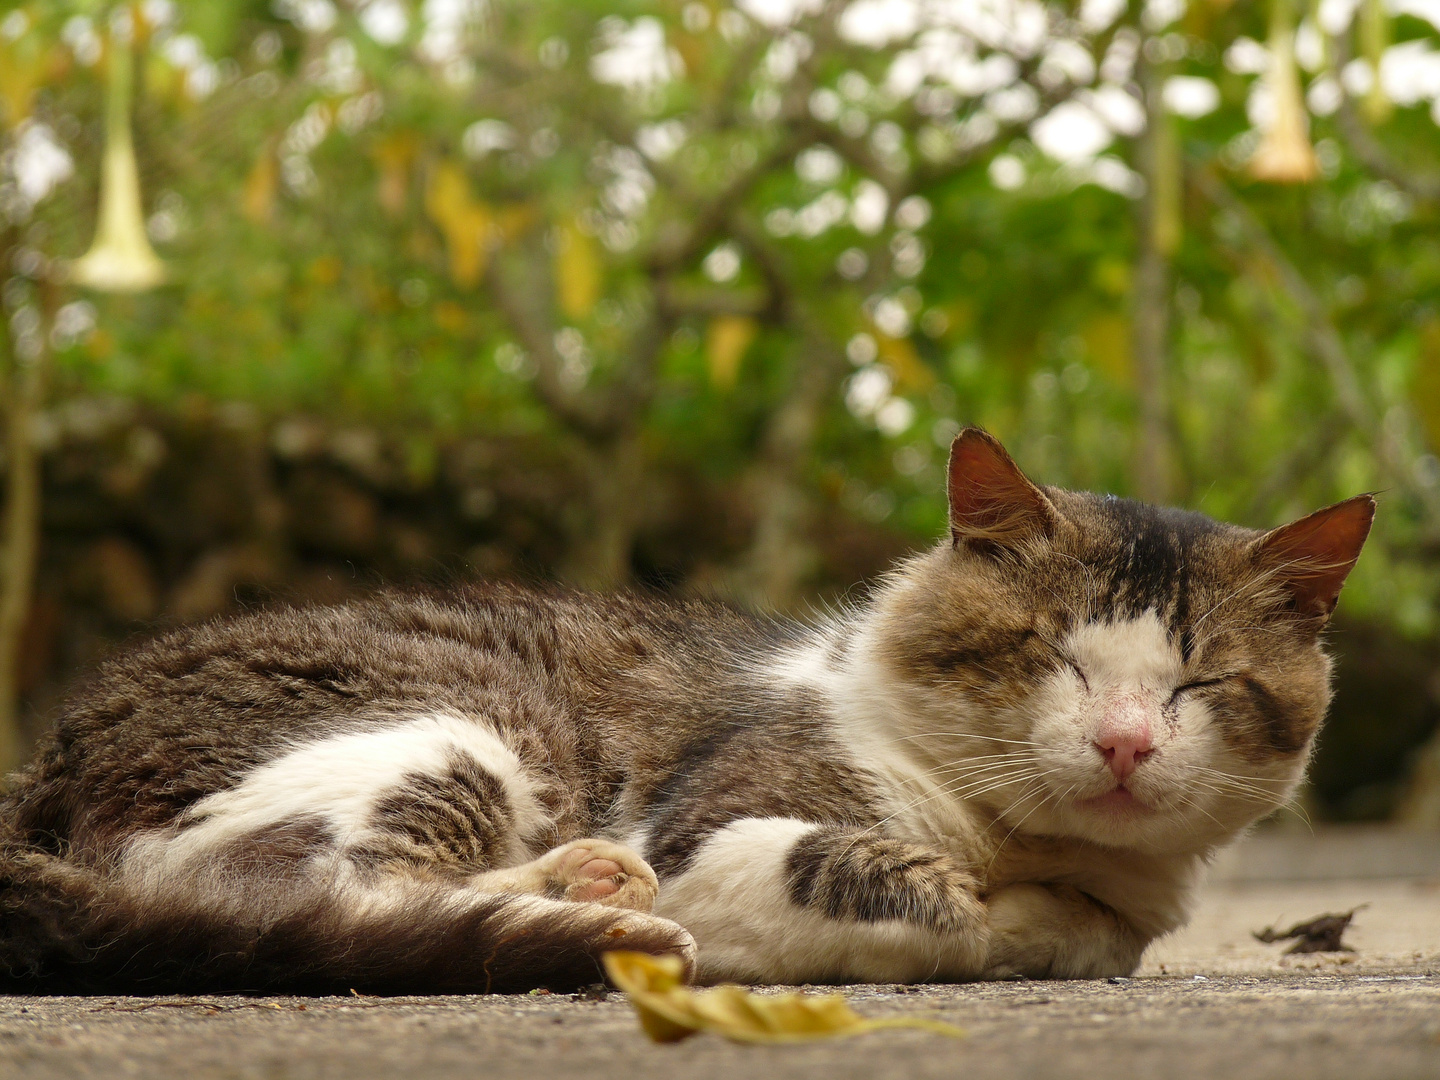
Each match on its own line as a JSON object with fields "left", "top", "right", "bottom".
{"left": 982, "top": 882, "right": 1145, "bottom": 979}
{"left": 161, "top": 710, "right": 653, "bottom": 911}
{"left": 100, "top": 714, "right": 689, "bottom": 993}
{"left": 109, "top": 817, "right": 688, "bottom": 994}
{"left": 320, "top": 719, "right": 660, "bottom": 909}
{"left": 86, "top": 853, "right": 695, "bottom": 994}
{"left": 650, "top": 818, "right": 989, "bottom": 985}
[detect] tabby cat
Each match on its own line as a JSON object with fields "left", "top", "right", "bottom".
{"left": 0, "top": 429, "right": 1373, "bottom": 993}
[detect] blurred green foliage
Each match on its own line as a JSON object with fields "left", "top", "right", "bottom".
{"left": 4, "top": 0, "right": 1440, "bottom": 623}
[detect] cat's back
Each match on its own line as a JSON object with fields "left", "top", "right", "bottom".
{"left": 6, "top": 582, "right": 772, "bottom": 851}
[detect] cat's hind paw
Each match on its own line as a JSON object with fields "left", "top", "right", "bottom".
{"left": 537, "top": 839, "right": 660, "bottom": 912}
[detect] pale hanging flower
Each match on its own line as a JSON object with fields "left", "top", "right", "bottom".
{"left": 1358, "top": 0, "right": 1391, "bottom": 124}
{"left": 1250, "top": 0, "right": 1319, "bottom": 183}
{"left": 71, "top": 37, "right": 166, "bottom": 291}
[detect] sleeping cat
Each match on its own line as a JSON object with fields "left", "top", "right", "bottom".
{"left": 0, "top": 429, "right": 1373, "bottom": 993}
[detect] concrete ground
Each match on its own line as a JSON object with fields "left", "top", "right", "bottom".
{"left": 3, "top": 838, "right": 1439, "bottom": 1080}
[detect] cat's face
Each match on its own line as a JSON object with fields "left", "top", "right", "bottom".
{"left": 874, "top": 430, "right": 1374, "bottom": 855}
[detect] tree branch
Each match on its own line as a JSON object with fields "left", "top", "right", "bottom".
{"left": 1130, "top": 45, "right": 1179, "bottom": 503}
{"left": 487, "top": 244, "right": 619, "bottom": 442}
{"left": 1193, "top": 166, "right": 1440, "bottom": 528}
{"left": 653, "top": 282, "right": 769, "bottom": 316}
{"left": 1327, "top": 32, "right": 1440, "bottom": 203}
{"left": 0, "top": 269, "right": 48, "bottom": 773}
{"left": 642, "top": 128, "right": 812, "bottom": 275}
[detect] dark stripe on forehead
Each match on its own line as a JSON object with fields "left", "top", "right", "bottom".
{"left": 1089, "top": 496, "right": 1221, "bottom": 633}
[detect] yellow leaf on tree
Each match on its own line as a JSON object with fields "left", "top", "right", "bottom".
{"left": 242, "top": 149, "right": 277, "bottom": 224}
{"left": 0, "top": 37, "right": 53, "bottom": 125}
{"left": 1092, "top": 259, "right": 1131, "bottom": 298}
{"left": 1414, "top": 320, "right": 1440, "bottom": 451}
{"left": 372, "top": 132, "right": 418, "bottom": 217}
{"left": 434, "top": 300, "right": 468, "bottom": 333}
{"left": 945, "top": 298, "right": 976, "bottom": 337}
{"left": 875, "top": 333, "right": 933, "bottom": 391}
{"left": 424, "top": 161, "right": 493, "bottom": 288}
{"left": 145, "top": 54, "right": 182, "bottom": 105}
{"left": 670, "top": 32, "right": 708, "bottom": 78}
{"left": 497, "top": 203, "right": 538, "bottom": 242}
{"left": 308, "top": 255, "right": 342, "bottom": 286}
{"left": 1082, "top": 313, "right": 1132, "bottom": 387}
{"left": 706, "top": 315, "right": 757, "bottom": 390}
{"left": 602, "top": 951, "right": 967, "bottom": 1046}
{"left": 554, "top": 220, "right": 601, "bottom": 320}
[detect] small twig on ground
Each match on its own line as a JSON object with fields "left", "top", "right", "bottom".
{"left": 107, "top": 1001, "right": 232, "bottom": 1013}
{"left": 101, "top": 999, "right": 317, "bottom": 1014}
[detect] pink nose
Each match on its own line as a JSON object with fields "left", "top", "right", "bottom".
{"left": 1094, "top": 730, "right": 1154, "bottom": 781}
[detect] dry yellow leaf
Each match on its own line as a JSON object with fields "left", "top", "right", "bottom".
{"left": 602, "top": 951, "right": 967, "bottom": 1045}
{"left": 706, "top": 315, "right": 757, "bottom": 390}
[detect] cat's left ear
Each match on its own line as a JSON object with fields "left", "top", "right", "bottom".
{"left": 1253, "top": 495, "right": 1376, "bottom": 619}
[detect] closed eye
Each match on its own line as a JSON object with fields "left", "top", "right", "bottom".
{"left": 1062, "top": 656, "right": 1089, "bottom": 691}
{"left": 1168, "top": 675, "right": 1237, "bottom": 705}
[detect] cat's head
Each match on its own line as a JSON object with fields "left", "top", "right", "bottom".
{"left": 871, "top": 428, "right": 1374, "bottom": 854}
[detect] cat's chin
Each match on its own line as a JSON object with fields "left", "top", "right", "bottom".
{"left": 1053, "top": 785, "right": 1243, "bottom": 853}
{"left": 1073, "top": 788, "right": 1154, "bottom": 816}
{"left": 1036, "top": 785, "right": 1206, "bottom": 852}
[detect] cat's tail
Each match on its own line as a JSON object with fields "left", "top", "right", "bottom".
{"left": 0, "top": 839, "right": 696, "bottom": 994}
{"left": 0, "top": 839, "right": 107, "bottom": 988}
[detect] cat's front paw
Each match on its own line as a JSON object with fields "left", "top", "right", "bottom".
{"left": 782, "top": 827, "right": 991, "bottom": 979}
{"left": 533, "top": 839, "right": 660, "bottom": 912}
{"left": 982, "top": 882, "right": 1142, "bottom": 979}
{"left": 592, "top": 910, "right": 698, "bottom": 982}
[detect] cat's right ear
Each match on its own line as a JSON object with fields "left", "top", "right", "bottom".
{"left": 947, "top": 428, "right": 1056, "bottom": 550}
{"left": 1252, "top": 494, "right": 1375, "bottom": 619}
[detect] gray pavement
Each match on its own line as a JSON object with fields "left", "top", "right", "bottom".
{"left": 3, "top": 838, "right": 1439, "bottom": 1080}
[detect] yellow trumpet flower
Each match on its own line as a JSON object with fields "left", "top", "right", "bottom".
{"left": 1250, "top": 0, "right": 1319, "bottom": 183}
{"left": 71, "top": 34, "right": 166, "bottom": 292}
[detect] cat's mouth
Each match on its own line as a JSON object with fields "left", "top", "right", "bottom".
{"left": 1074, "top": 787, "right": 1155, "bottom": 815}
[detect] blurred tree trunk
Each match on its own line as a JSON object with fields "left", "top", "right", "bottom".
{"left": 731, "top": 338, "right": 839, "bottom": 612}
{"left": 562, "top": 429, "right": 646, "bottom": 590}
{"left": 0, "top": 294, "right": 48, "bottom": 774}
{"left": 489, "top": 237, "right": 671, "bottom": 591}
{"left": 1396, "top": 729, "right": 1440, "bottom": 828}
{"left": 717, "top": 214, "right": 845, "bottom": 612}
{"left": 1131, "top": 47, "right": 1179, "bottom": 505}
